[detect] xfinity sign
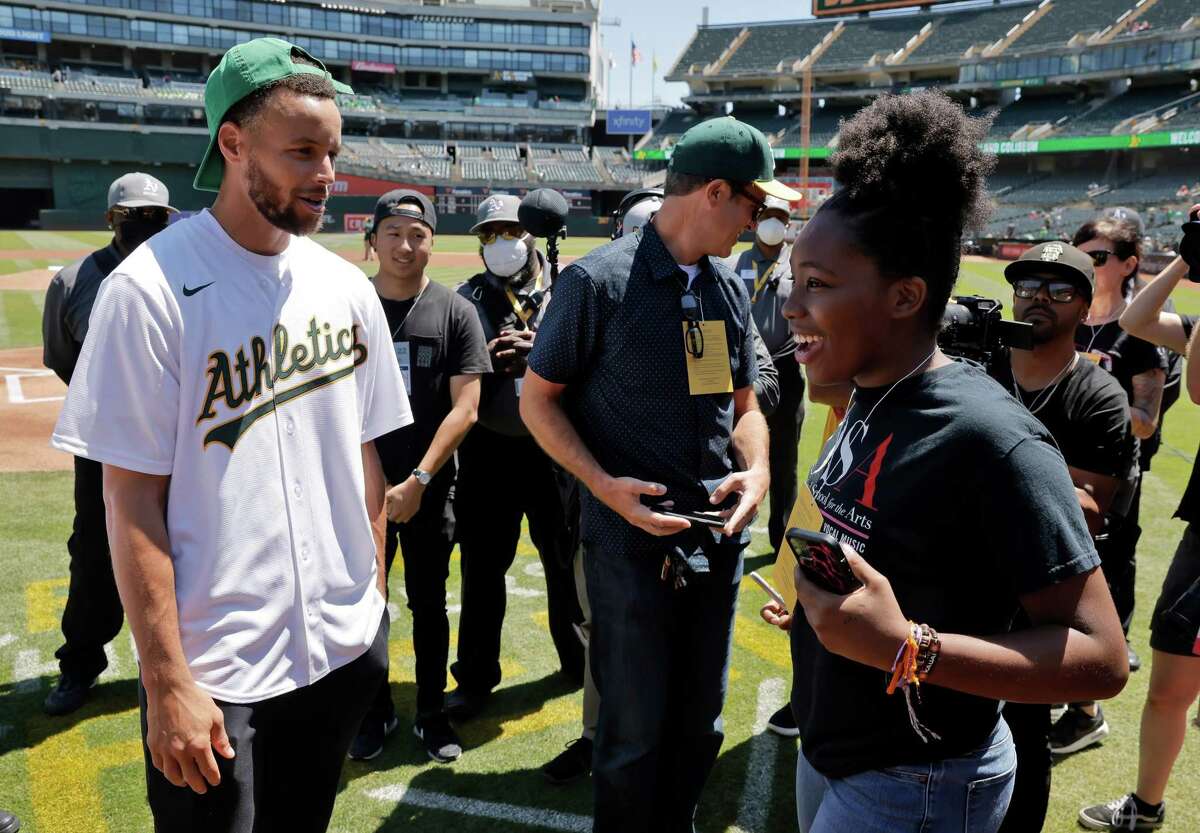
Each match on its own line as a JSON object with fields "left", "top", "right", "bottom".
{"left": 608, "top": 110, "right": 652, "bottom": 136}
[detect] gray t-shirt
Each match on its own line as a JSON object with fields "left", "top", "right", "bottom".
{"left": 730, "top": 243, "right": 794, "bottom": 359}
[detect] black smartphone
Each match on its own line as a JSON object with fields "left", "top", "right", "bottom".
{"left": 652, "top": 506, "right": 727, "bottom": 529}
{"left": 786, "top": 527, "right": 862, "bottom": 595}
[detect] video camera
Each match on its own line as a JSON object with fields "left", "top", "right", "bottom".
{"left": 938, "top": 295, "right": 1034, "bottom": 373}
{"left": 1180, "top": 206, "right": 1200, "bottom": 282}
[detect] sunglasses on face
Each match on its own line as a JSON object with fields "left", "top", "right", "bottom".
{"left": 1013, "top": 278, "right": 1081, "bottom": 303}
{"left": 112, "top": 206, "right": 170, "bottom": 224}
{"left": 681, "top": 291, "right": 704, "bottom": 359}
{"left": 729, "top": 183, "right": 766, "bottom": 223}
{"left": 1086, "top": 249, "right": 1114, "bottom": 266}
{"left": 476, "top": 228, "right": 524, "bottom": 245}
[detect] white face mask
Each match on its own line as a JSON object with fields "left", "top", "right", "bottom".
{"left": 483, "top": 236, "right": 530, "bottom": 278}
{"left": 756, "top": 217, "right": 787, "bottom": 247}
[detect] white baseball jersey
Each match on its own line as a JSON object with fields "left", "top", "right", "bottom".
{"left": 52, "top": 209, "right": 411, "bottom": 703}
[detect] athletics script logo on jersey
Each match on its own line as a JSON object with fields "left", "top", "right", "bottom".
{"left": 807, "top": 417, "right": 894, "bottom": 554}
{"left": 197, "top": 316, "right": 368, "bottom": 450}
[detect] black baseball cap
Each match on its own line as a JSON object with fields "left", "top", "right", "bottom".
{"left": 373, "top": 189, "right": 436, "bottom": 233}
{"left": 1004, "top": 241, "right": 1095, "bottom": 301}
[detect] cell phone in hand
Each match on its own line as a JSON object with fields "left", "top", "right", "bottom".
{"left": 749, "top": 570, "right": 787, "bottom": 608}
{"left": 652, "top": 505, "right": 726, "bottom": 529}
{"left": 786, "top": 527, "right": 862, "bottom": 595}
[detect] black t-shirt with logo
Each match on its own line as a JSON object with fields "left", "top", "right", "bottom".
{"left": 1176, "top": 315, "right": 1199, "bottom": 526}
{"left": 372, "top": 280, "right": 491, "bottom": 486}
{"left": 1075, "top": 320, "right": 1166, "bottom": 463}
{"left": 790, "top": 360, "right": 1099, "bottom": 779}
{"left": 990, "top": 354, "right": 1136, "bottom": 481}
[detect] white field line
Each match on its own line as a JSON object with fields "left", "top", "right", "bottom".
{"left": 733, "top": 676, "right": 787, "bottom": 833}
{"left": 364, "top": 784, "right": 592, "bottom": 832}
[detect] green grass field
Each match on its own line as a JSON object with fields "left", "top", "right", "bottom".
{"left": 0, "top": 233, "right": 1198, "bottom": 832}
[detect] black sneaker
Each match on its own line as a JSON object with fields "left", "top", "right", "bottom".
{"left": 444, "top": 687, "right": 490, "bottom": 721}
{"left": 348, "top": 714, "right": 398, "bottom": 761}
{"left": 1078, "top": 794, "right": 1164, "bottom": 830}
{"left": 1050, "top": 704, "right": 1109, "bottom": 755}
{"left": 43, "top": 673, "right": 97, "bottom": 716}
{"left": 542, "top": 737, "right": 593, "bottom": 785}
{"left": 766, "top": 705, "right": 800, "bottom": 738}
{"left": 0, "top": 809, "right": 21, "bottom": 833}
{"left": 414, "top": 714, "right": 462, "bottom": 763}
{"left": 1127, "top": 642, "right": 1142, "bottom": 673}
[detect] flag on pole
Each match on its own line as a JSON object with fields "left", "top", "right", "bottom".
{"left": 631, "top": 40, "right": 642, "bottom": 66}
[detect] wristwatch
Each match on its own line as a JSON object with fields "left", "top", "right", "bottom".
{"left": 411, "top": 468, "right": 433, "bottom": 486}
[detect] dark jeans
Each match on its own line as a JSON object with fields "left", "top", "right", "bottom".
{"left": 56, "top": 455, "right": 124, "bottom": 680}
{"left": 367, "top": 483, "right": 455, "bottom": 724}
{"left": 766, "top": 358, "right": 805, "bottom": 553}
{"left": 139, "top": 614, "right": 388, "bottom": 833}
{"left": 998, "top": 701, "right": 1051, "bottom": 833}
{"left": 585, "top": 538, "right": 743, "bottom": 833}
{"left": 452, "top": 426, "right": 584, "bottom": 693}
{"left": 1099, "top": 476, "right": 1141, "bottom": 636}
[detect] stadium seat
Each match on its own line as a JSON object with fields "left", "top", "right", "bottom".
{"left": 721, "top": 22, "right": 839, "bottom": 73}
{"left": 670, "top": 27, "right": 742, "bottom": 75}
{"left": 907, "top": 2, "right": 1038, "bottom": 63}
{"left": 816, "top": 16, "right": 927, "bottom": 68}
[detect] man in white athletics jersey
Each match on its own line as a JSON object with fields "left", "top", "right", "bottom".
{"left": 50, "top": 38, "right": 410, "bottom": 832}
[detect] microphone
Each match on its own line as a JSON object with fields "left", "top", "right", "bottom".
{"left": 518, "top": 188, "right": 569, "bottom": 239}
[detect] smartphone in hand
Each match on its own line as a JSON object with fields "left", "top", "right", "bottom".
{"left": 786, "top": 527, "right": 862, "bottom": 595}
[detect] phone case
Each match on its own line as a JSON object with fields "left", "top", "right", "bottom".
{"left": 787, "top": 531, "right": 862, "bottom": 595}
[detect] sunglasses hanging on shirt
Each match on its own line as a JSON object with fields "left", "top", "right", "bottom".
{"left": 681, "top": 291, "right": 705, "bottom": 359}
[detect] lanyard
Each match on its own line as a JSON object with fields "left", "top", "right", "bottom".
{"left": 389, "top": 278, "right": 428, "bottom": 342}
{"left": 751, "top": 260, "right": 778, "bottom": 304}
{"left": 504, "top": 270, "right": 546, "bottom": 329}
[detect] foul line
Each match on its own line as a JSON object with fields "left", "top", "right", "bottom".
{"left": 365, "top": 784, "right": 591, "bottom": 832}
{"left": 733, "top": 677, "right": 786, "bottom": 833}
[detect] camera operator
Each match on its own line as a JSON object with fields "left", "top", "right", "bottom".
{"left": 729, "top": 196, "right": 807, "bottom": 560}
{"left": 986, "top": 242, "right": 1137, "bottom": 833}
{"left": 1077, "top": 206, "right": 1200, "bottom": 832}
{"left": 761, "top": 91, "right": 1126, "bottom": 833}
{"left": 446, "top": 194, "right": 584, "bottom": 720}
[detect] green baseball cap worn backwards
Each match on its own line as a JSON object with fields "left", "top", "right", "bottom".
{"left": 669, "top": 116, "right": 801, "bottom": 203}
{"left": 194, "top": 37, "right": 353, "bottom": 192}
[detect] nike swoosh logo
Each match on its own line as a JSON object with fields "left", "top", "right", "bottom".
{"left": 182, "top": 282, "right": 214, "bottom": 297}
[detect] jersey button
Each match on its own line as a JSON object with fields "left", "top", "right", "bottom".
{"left": 293, "top": 481, "right": 302, "bottom": 498}
{"left": 285, "top": 418, "right": 296, "bottom": 436}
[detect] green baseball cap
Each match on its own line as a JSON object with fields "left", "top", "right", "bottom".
{"left": 194, "top": 37, "right": 353, "bottom": 192}
{"left": 668, "top": 116, "right": 801, "bottom": 202}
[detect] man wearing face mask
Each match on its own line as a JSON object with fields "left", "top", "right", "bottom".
{"left": 729, "top": 195, "right": 804, "bottom": 558}
{"left": 446, "top": 194, "right": 585, "bottom": 719}
{"left": 41, "top": 171, "right": 176, "bottom": 716}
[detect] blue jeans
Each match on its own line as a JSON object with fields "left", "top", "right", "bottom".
{"left": 584, "top": 539, "right": 742, "bottom": 833}
{"left": 797, "top": 717, "right": 1016, "bottom": 833}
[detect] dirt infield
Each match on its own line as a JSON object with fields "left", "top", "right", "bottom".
{"left": 0, "top": 347, "right": 70, "bottom": 473}
{"left": 0, "top": 249, "right": 88, "bottom": 261}
{"left": 0, "top": 269, "right": 58, "bottom": 291}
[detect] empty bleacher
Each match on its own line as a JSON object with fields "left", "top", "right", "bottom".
{"left": 533, "top": 161, "right": 602, "bottom": 184}
{"left": 721, "top": 21, "right": 838, "bottom": 74}
{"left": 461, "top": 158, "right": 525, "bottom": 181}
{"left": 671, "top": 27, "right": 741, "bottom": 75}
{"left": 1069, "top": 86, "right": 1190, "bottom": 135}
{"left": 1008, "top": 0, "right": 1136, "bottom": 52}
{"left": 987, "top": 93, "right": 1084, "bottom": 138}
{"left": 1134, "top": 0, "right": 1200, "bottom": 33}
{"left": 907, "top": 3, "right": 1037, "bottom": 63}
{"left": 816, "top": 16, "right": 927, "bottom": 68}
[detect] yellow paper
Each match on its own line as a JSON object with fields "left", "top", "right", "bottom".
{"left": 683, "top": 320, "right": 734, "bottom": 395}
{"left": 1082, "top": 351, "right": 1104, "bottom": 364}
{"left": 771, "top": 406, "right": 843, "bottom": 610}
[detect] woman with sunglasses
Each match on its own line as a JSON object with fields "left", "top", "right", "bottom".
{"left": 762, "top": 91, "right": 1128, "bottom": 833}
{"left": 1047, "top": 214, "right": 1169, "bottom": 756}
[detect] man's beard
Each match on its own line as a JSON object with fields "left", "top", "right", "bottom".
{"left": 247, "top": 155, "right": 322, "bottom": 237}
{"left": 509, "top": 247, "right": 540, "bottom": 288}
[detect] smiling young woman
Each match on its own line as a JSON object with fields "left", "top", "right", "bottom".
{"left": 766, "top": 91, "right": 1129, "bottom": 833}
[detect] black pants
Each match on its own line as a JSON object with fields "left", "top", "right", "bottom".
{"left": 451, "top": 426, "right": 584, "bottom": 693}
{"left": 1099, "top": 475, "right": 1141, "bottom": 636}
{"left": 766, "top": 359, "right": 805, "bottom": 553}
{"left": 998, "top": 701, "right": 1051, "bottom": 833}
{"left": 139, "top": 614, "right": 388, "bottom": 833}
{"left": 56, "top": 455, "right": 124, "bottom": 680}
{"left": 367, "top": 482, "right": 455, "bottom": 723}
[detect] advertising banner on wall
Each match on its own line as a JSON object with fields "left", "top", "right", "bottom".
{"left": 343, "top": 213, "right": 373, "bottom": 233}
{"left": 351, "top": 60, "right": 396, "bottom": 74}
{"left": 331, "top": 176, "right": 435, "bottom": 198}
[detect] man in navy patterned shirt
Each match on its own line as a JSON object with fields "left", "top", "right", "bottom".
{"left": 521, "top": 117, "right": 797, "bottom": 831}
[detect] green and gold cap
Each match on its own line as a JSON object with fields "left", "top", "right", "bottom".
{"left": 194, "top": 37, "right": 353, "bottom": 192}
{"left": 668, "top": 116, "right": 801, "bottom": 202}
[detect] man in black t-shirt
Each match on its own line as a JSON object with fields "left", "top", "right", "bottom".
{"left": 992, "top": 241, "right": 1137, "bottom": 833}
{"left": 445, "top": 195, "right": 585, "bottom": 720}
{"left": 351, "top": 190, "right": 490, "bottom": 764}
